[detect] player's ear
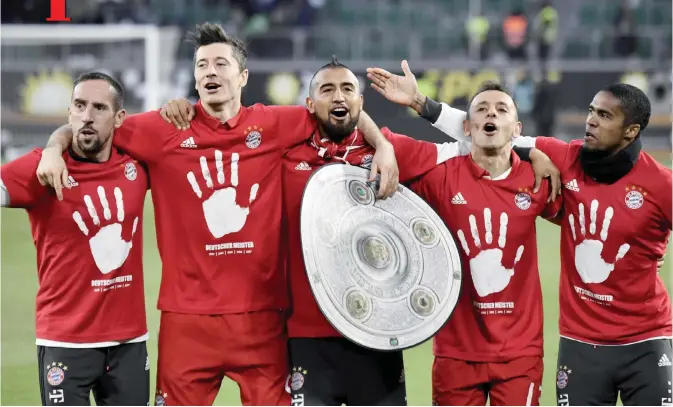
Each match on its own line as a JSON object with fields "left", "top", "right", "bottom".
{"left": 305, "top": 96, "right": 315, "bottom": 113}
{"left": 239, "top": 68, "right": 249, "bottom": 88}
{"left": 462, "top": 118, "right": 471, "bottom": 138}
{"left": 513, "top": 121, "right": 523, "bottom": 138}
{"left": 114, "top": 109, "right": 127, "bottom": 128}
{"left": 624, "top": 124, "right": 640, "bottom": 142}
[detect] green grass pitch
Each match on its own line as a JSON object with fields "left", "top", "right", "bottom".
{"left": 2, "top": 197, "right": 671, "bottom": 405}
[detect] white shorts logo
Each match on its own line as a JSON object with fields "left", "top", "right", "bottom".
{"left": 155, "top": 390, "right": 167, "bottom": 406}
{"left": 46, "top": 366, "right": 65, "bottom": 386}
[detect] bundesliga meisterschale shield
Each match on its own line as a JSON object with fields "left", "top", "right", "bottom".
{"left": 300, "top": 163, "right": 462, "bottom": 351}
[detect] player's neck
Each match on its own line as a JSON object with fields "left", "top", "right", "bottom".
{"left": 471, "top": 147, "right": 512, "bottom": 178}
{"left": 201, "top": 99, "right": 241, "bottom": 124}
{"left": 70, "top": 142, "right": 112, "bottom": 163}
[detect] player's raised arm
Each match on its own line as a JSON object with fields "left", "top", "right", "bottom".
{"left": 381, "top": 128, "right": 471, "bottom": 182}
{"left": 367, "top": 60, "right": 469, "bottom": 143}
{"left": 367, "top": 60, "right": 540, "bottom": 149}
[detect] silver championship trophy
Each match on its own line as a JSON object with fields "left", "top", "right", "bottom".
{"left": 300, "top": 164, "right": 462, "bottom": 351}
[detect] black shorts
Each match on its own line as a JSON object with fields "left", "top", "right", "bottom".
{"left": 288, "top": 337, "right": 406, "bottom": 406}
{"left": 37, "top": 342, "right": 149, "bottom": 406}
{"left": 556, "top": 337, "right": 673, "bottom": 406}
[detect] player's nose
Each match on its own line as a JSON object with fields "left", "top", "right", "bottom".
{"left": 586, "top": 114, "right": 598, "bottom": 127}
{"left": 82, "top": 106, "right": 94, "bottom": 122}
{"left": 206, "top": 64, "right": 218, "bottom": 76}
{"left": 332, "top": 89, "right": 345, "bottom": 102}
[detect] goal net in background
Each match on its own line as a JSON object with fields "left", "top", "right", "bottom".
{"left": 0, "top": 24, "right": 187, "bottom": 161}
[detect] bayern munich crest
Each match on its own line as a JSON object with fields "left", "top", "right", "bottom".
{"left": 514, "top": 189, "right": 532, "bottom": 210}
{"left": 124, "top": 162, "right": 137, "bottom": 181}
{"left": 556, "top": 366, "right": 571, "bottom": 389}
{"left": 45, "top": 362, "right": 66, "bottom": 386}
{"left": 624, "top": 185, "right": 645, "bottom": 209}
{"left": 245, "top": 126, "right": 263, "bottom": 149}
{"left": 155, "top": 390, "right": 168, "bottom": 406}
{"left": 290, "top": 367, "right": 306, "bottom": 391}
{"left": 360, "top": 154, "right": 374, "bottom": 169}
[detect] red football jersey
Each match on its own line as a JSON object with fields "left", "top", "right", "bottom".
{"left": 532, "top": 137, "right": 672, "bottom": 344}
{"left": 411, "top": 152, "right": 561, "bottom": 362}
{"left": 112, "top": 102, "right": 316, "bottom": 314}
{"left": 2, "top": 148, "right": 148, "bottom": 343}
{"left": 283, "top": 128, "right": 452, "bottom": 338}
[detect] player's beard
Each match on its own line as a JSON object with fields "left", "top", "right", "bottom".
{"left": 318, "top": 112, "right": 359, "bottom": 144}
{"left": 76, "top": 133, "right": 105, "bottom": 155}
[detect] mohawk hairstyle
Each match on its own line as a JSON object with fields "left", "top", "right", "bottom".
{"left": 601, "top": 83, "right": 651, "bottom": 136}
{"left": 309, "top": 55, "right": 351, "bottom": 96}
{"left": 73, "top": 71, "right": 124, "bottom": 110}
{"left": 466, "top": 81, "right": 519, "bottom": 119}
{"left": 186, "top": 22, "right": 248, "bottom": 72}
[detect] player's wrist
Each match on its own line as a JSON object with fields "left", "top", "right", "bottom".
{"left": 410, "top": 92, "right": 426, "bottom": 113}
{"left": 513, "top": 146, "right": 532, "bottom": 162}
{"left": 43, "top": 145, "right": 64, "bottom": 155}
{"left": 418, "top": 95, "right": 442, "bottom": 124}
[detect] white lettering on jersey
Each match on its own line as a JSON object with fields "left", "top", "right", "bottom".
{"left": 574, "top": 286, "right": 614, "bottom": 304}
{"left": 205, "top": 241, "right": 255, "bottom": 256}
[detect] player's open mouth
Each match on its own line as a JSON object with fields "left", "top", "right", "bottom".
{"left": 483, "top": 122, "right": 498, "bottom": 135}
{"left": 330, "top": 106, "right": 349, "bottom": 120}
{"left": 80, "top": 129, "right": 96, "bottom": 136}
{"left": 204, "top": 82, "right": 221, "bottom": 93}
{"left": 585, "top": 131, "right": 596, "bottom": 140}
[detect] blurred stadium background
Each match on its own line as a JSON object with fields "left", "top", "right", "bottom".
{"left": 1, "top": 0, "right": 671, "bottom": 405}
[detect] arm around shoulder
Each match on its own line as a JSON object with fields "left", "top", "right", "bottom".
{"left": 268, "top": 105, "right": 315, "bottom": 149}
{"left": 417, "top": 97, "right": 470, "bottom": 143}
{"left": 112, "top": 110, "right": 175, "bottom": 163}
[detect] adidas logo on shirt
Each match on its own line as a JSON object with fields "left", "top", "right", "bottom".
{"left": 658, "top": 354, "right": 672, "bottom": 367}
{"left": 451, "top": 193, "right": 467, "bottom": 204}
{"left": 180, "top": 137, "right": 197, "bottom": 148}
{"left": 565, "top": 179, "right": 579, "bottom": 192}
{"left": 295, "top": 161, "right": 312, "bottom": 171}
{"left": 66, "top": 176, "right": 79, "bottom": 187}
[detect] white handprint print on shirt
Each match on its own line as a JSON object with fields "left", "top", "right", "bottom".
{"left": 187, "top": 151, "right": 259, "bottom": 238}
{"left": 456, "top": 209, "right": 525, "bottom": 297}
{"left": 569, "top": 199, "right": 630, "bottom": 284}
{"left": 72, "top": 186, "right": 139, "bottom": 274}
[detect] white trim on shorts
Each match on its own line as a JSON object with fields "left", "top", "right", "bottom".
{"left": 36, "top": 332, "right": 149, "bottom": 348}
{"left": 560, "top": 334, "right": 672, "bottom": 347}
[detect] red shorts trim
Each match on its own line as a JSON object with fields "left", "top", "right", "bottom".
{"left": 432, "top": 356, "right": 543, "bottom": 406}
{"left": 155, "top": 310, "right": 290, "bottom": 406}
